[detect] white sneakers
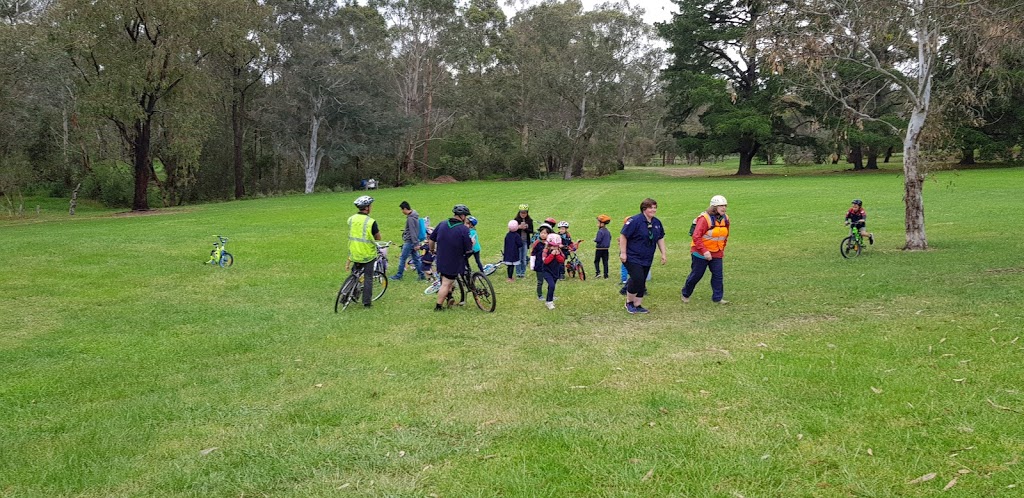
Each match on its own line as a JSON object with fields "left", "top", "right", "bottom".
{"left": 545, "top": 301, "right": 555, "bottom": 310}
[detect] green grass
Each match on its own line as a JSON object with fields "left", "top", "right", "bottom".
{"left": 2, "top": 163, "right": 1023, "bottom": 497}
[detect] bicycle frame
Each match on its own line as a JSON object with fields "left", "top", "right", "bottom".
{"left": 438, "top": 255, "right": 497, "bottom": 312}
{"left": 206, "top": 235, "right": 233, "bottom": 267}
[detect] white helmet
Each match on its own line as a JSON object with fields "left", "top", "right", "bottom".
{"left": 709, "top": 195, "right": 727, "bottom": 207}
{"left": 557, "top": 221, "right": 569, "bottom": 228}
{"left": 354, "top": 195, "right": 374, "bottom": 208}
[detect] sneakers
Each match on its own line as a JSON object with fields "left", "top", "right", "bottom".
{"left": 390, "top": 274, "right": 402, "bottom": 280}
{"left": 681, "top": 293, "right": 690, "bottom": 303}
{"left": 625, "top": 302, "right": 637, "bottom": 314}
{"left": 619, "top": 286, "right": 627, "bottom": 296}
{"left": 634, "top": 305, "right": 649, "bottom": 314}
{"left": 545, "top": 301, "right": 555, "bottom": 310}
{"left": 714, "top": 299, "right": 730, "bottom": 305}
{"left": 869, "top": 234, "right": 874, "bottom": 245}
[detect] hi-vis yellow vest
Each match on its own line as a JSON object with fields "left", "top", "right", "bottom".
{"left": 348, "top": 213, "right": 377, "bottom": 263}
{"left": 690, "top": 212, "right": 729, "bottom": 253}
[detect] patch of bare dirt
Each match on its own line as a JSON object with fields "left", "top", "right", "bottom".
{"left": 430, "top": 175, "right": 458, "bottom": 184}
{"left": 986, "top": 267, "right": 1024, "bottom": 274}
{"left": 111, "top": 209, "right": 189, "bottom": 218}
{"left": 654, "top": 167, "right": 712, "bottom": 178}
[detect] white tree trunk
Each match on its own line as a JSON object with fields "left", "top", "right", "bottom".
{"left": 902, "top": 112, "right": 928, "bottom": 250}
{"left": 303, "top": 112, "right": 322, "bottom": 194}
{"left": 901, "top": 14, "right": 935, "bottom": 250}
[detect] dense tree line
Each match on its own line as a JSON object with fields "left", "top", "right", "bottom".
{"left": 1, "top": 0, "right": 1021, "bottom": 248}
{"left": 0, "top": 0, "right": 667, "bottom": 211}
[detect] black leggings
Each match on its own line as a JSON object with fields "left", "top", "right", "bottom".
{"left": 472, "top": 251, "right": 484, "bottom": 272}
{"left": 507, "top": 264, "right": 515, "bottom": 279}
{"left": 594, "top": 249, "right": 609, "bottom": 277}
{"left": 624, "top": 261, "right": 650, "bottom": 298}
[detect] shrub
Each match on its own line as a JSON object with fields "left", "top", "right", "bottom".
{"left": 81, "top": 161, "right": 133, "bottom": 208}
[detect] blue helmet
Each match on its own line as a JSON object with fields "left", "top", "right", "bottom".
{"left": 468, "top": 216, "right": 478, "bottom": 226}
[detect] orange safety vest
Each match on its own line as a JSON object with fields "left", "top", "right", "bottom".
{"left": 690, "top": 212, "right": 729, "bottom": 253}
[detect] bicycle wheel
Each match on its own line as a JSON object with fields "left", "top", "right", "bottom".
{"left": 335, "top": 274, "right": 359, "bottom": 312}
{"left": 444, "top": 278, "right": 466, "bottom": 308}
{"left": 219, "top": 251, "right": 234, "bottom": 267}
{"left": 566, "top": 263, "right": 576, "bottom": 279}
{"left": 576, "top": 263, "right": 586, "bottom": 281}
{"left": 424, "top": 279, "right": 441, "bottom": 294}
{"left": 372, "top": 271, "right": 388, "bottom": 301}
{"left": 840, "top": 236, "right": 861, "bottom": 258}
{"left": 470, "top": 272, "right": 496, "bottom": 312}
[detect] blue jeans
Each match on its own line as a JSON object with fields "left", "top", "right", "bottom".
{"left": 515, "top": 243, "right": 528, "bottom": 277}
{"left": 394, "top": 241, "right": 424, "bottom": 279}
{"left": 682, "top": 255, "right": 724, "bottom": 302}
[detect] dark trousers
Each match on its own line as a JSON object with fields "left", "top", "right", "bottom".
{"left": 352, "top": 259, "right": 375, "bottom": 306}
{"left": 472, "top": 251, "right": 484, "bottom": 272}
{"left": 594, "top": 249, "right": 609, "bottom": 277}
{"left": 623, "top": 261, "right": 650, "bottom": 298}
{"left": 682, "top": 255, "right": 724, "bottom": 302}
{"left": 536, "top": 270, "right": 544, "bottom": 298}
{"left": 542, "top": 270, "right": 558, "bottom": 302}
{"left": 506, "top": 265, "right": 515, "bottom": 279}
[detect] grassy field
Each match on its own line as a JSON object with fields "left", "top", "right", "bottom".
{"left": 2, "top": 162, "right": 1022, "bottom": 497}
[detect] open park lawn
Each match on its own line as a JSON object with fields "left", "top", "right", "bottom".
{"left": 2, "top": 164, "right": 1022, "bottom": 497}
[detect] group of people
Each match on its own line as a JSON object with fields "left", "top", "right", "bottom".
{"left": 346, "top": 194, "right": 874, "bottom": 313}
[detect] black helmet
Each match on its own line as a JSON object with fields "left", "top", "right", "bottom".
{"left": 852, "top": 199, "right": 862, "bottom": 206}
{"left": 452, "top": 204, "right": 471, "bottom": 216}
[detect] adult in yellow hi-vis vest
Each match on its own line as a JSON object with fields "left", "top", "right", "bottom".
{"left": 348, "top": 195, "right": 382, "bottom": 307}
{"left": 682, "top": 195, "right": 731, "bottom": 304}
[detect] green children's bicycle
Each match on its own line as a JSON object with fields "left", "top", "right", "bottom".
{"left": 206, "top": 236, "right": 234, "bottom": 267}
{"left": 840, "top": 223, "right": 867, "bottom": 258}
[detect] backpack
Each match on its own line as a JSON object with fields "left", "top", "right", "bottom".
{"left": 418, "top": 217, "right": 428, "bottom": 241}
{"left": 689, "top": 212, "right": 729, "bottom": 236}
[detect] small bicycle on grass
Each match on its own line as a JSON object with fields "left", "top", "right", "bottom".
{"left": 335, "top": 241, "right": 391, "bottom": 312}
{"left": 438, "top": 257, "right": 497, "bottom": 312}
{"left": 840, "top": 222, "right": 867, "bottom": 258}
{"left": 206, "top": 236, "right": 234, "bottom": 267}
{"left": 564, "top": 241, "right": 586, "bottom": 281}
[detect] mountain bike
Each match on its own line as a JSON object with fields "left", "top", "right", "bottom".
{"left": 206, "top": 235, "right": 233, "bottom": 267}
{"left": 840, "top": 222, "right": 866, "bottom": 258}
{"left": 439, "top": 257, "right": 497, "bottom": 312}
{"left": 563, "top": 242, "right": 586, "bottom": 281}
{"left": 335, "top": 241, "right": 391, "bottom": 312}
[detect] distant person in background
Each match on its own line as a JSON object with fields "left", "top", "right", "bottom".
{"left": 845, "top": 199, "right": 874, "bottom": 245}
{"left": 593, "top": 214, "right": 612, "bottom": 279}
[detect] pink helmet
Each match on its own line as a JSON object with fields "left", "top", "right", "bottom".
{"left": 545, "top": 233, "right": 562, "bottom": 247}
{"left": 507, "top": 220, "right": 520, "bottom": 231}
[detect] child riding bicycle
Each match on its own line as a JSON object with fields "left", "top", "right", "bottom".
{"left": 845, "top": 199, "right": 874, "bottom": 245}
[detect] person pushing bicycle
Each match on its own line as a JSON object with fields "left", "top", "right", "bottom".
{"left": 347, "top": 195, "right": 382, "bottom": 308}
{"left": 428, "top": 204, "right": 474, "bottom": 311}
